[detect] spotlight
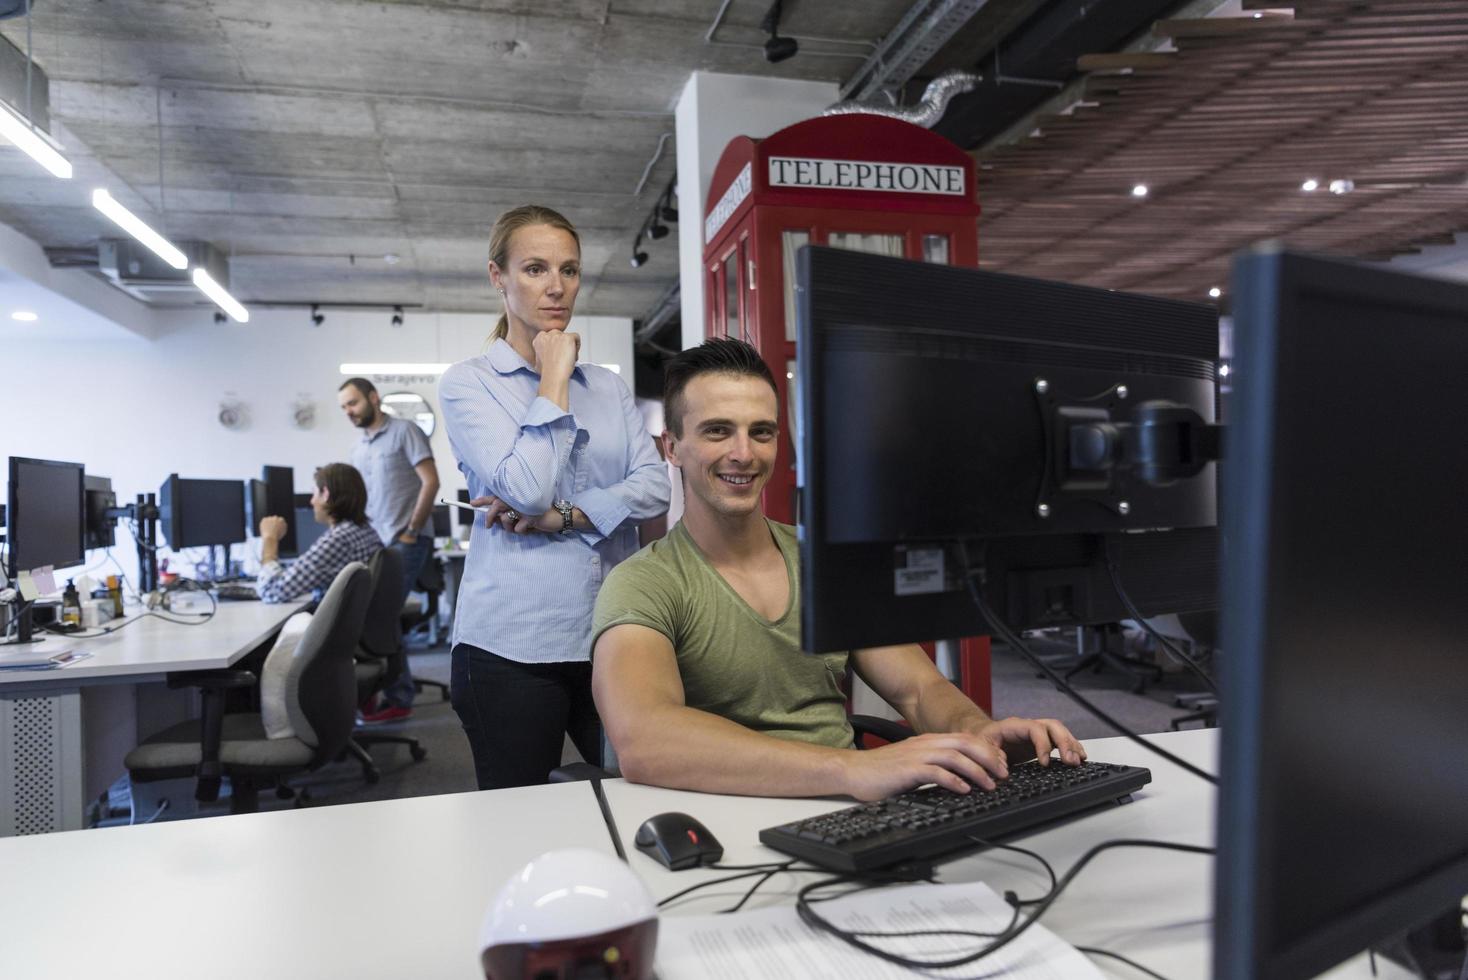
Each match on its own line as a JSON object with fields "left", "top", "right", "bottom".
{"left": 1131, "top": 184, "right": 1149, "bottom": 198}
{"left": 391, "top": 305, "right": 404, "bottom": 327}
{"left": 658, "top": 182, "right": 679, "bottom": 223}
{"left": 1301, "top": 178, "right": 1319, "bottom": 192}
{"left": 213, "top": 311, "right": 227, "bottom": 324}
{"left": 760, "top": 0, "right": 798, "bottom": 63}
{"left": 647, "top": 221, "right": 669, "bottom": 240}
{"left": 630, "top": 250, "right": 649, "bottom": 269}
{"left": 311, "top": 304, "right": 325, "bottom": 327}
{"left": 1208, "top": 287, "right": 1222, "bottom": 299}
{"left": 1328, "top": 178, "right": 1355, "bottom": 195}
{"left": 764, "top": 35, "right": 798, "bottom": 62}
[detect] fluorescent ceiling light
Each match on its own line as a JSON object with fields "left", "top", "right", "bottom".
{"left": 91, "top": 188, "right": 187, "bottom": 270}
{"left": 339, "top": 363, "right": 451, "bottom": 375}
{"left": 10, "top": 310, "right": 39, "bottom": 322}
{"left": 0, "top": 100, "right": 73, "bottom": 179}
{"left": 192, "top": 269, "right": 249, "bottom": 323}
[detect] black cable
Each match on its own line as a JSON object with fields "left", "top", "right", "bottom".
{"left": 1101, "top": 537, "right": 1217, "bottom": 694}
{"left": 719, "top": 868, "right": 783, "bottom": 914}
{"left": 959, "top": 544, "right": 1218, "bottom": 786}
{"left": 657, "top": 867, "right": 791, "bottom": 908}
{"left": 966, "top": 835, "right": 1057, "bottom": 907}
{"left": 1076, "top": 944, "right": 1174, "bottom": 980}
{"left": 795, "top": 839, "right": 1212, "bottom": 971}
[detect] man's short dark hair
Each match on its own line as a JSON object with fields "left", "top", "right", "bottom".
{"left": 313, "top": 463, "right": 370, "bottom": 526}
{"left": 663, "top": 338, "right": 778, "bottom": 437}
{"left": 339, "top": 377, "right": 377, "bottom": 399}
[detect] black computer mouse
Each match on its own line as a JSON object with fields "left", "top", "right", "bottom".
{"left": 633, "top": 812, "right": 724, "bottom": 871}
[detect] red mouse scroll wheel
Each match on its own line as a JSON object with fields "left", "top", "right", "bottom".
{"left": 686, "top": 829, "right": 699, "bottom": 844}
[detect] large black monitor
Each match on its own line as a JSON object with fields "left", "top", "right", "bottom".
{"left": 245, "top": 478, "right": 269, "bottom": 535}
{"left": 6, "top": 457, "right": 85, "bottom": 574}
{"left": 261, "top": 465, "right": 298, "bottom": 557}
{"left": 292, "top": 494, "right": 328, "bottom": 554}
{"left": 83, "top": 474, "right": 117, "bottom": 550}
{"left": 794, "top": 246, "right": 1220, "bottom": 652}
{"left": 1215, "top": 248, "right": 1468, "bottom": 979}
{"left": 158, "top": 475, "right": 246, "bottom": 549}
{"left": 456, "top": 488, "right": 475, "bottom": 529}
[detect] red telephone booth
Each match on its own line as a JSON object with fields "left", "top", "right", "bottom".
{"left": 701, "top": 114, "right": 991, "bottom": 711}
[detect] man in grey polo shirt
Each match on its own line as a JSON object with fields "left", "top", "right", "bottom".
{"left": 340, "top": 376, "right": 441, "bottom": 722}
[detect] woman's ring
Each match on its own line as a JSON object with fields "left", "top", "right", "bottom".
{"left": 503, "top": 509, "right": 519, "bottom": 522}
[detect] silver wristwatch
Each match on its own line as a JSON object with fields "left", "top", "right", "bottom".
{"left": 553, "top": 499, "right": 574, "bottom": 534}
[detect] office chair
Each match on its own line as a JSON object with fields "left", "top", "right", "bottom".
{"left": 124, "top": 562, "right": 373, "bottom": 815}
{"left": 348, "top": 549, "right": 429, "bottom": 782}
{"left": 1170, "top": 610, "right": 1220, "bottom": 730}
{"left": 400, "top": 554, "right": 451, "bottom": 701}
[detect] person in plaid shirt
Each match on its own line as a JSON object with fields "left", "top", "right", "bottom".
{"left": 256, "top": 463, "right": 381, "bottom": 603}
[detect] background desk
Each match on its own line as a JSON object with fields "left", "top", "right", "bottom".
{"left": 0, "top": 601, "right": 305, "bottom": 835}
{"left": 0, "top": 781, "right": 614, "bottom": 979}
{"left": 604, "top": 729, "right": 1413, "bottom": 980}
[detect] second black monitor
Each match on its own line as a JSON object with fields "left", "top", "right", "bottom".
{"left": 794, "top": 246, "right": 1220, "bottom": 652}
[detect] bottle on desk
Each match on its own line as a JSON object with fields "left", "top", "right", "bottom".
{"left": 107, "top": 575, "right": 124, "bottom": 618}
{"left": 61, "top": 580, "right": 82, "bottom": 628}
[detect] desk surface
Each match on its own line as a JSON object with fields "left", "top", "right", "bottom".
{"left": 604, "top": 729, "right": 1412, "bottom": 980}
{"left": 0, "top": 781, "right": 614, "bottom": 979}
{"left": 0, "top": 730, "right": 1420, "bottom": 979}
{"left": 0, "top": 600, "right": 305, "bottom": 688}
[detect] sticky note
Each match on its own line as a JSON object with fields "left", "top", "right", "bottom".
{"left": 32, "top": 566, "right": 57, "bottom": 596}
{"left": 17, "top": 570, "right": 38, "bottom": 601}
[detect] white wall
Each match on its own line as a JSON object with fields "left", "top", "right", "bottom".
{"left": 2, "top": 305, "right": 634, "bottom": 586}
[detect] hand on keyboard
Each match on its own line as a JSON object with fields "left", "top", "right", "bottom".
{"left": 839, "top": 718, "right": 1087, "bottom": 802}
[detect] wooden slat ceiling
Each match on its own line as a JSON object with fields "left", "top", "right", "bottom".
{"left": 973, "top": 0, "right": 1468, "bottom": 303}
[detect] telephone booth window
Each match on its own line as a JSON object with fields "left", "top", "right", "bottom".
{"left": 781, "top": 230, "right": 810, "bottom": 342}
{"left": 740, "top": 238, "right": 757, "bottom": 346}
{"left": 827, "top": 231, "right": 904, "bottom": 258}
{"left": 922, "top": 233, "right": 951, "bottom": 265}
{"left": 723, "top": 250, "right": 740, "bottom": 339}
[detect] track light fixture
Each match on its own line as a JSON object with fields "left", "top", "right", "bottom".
{"left": 213, "top": 312, "right": 227, "bottom": 325}
{"left": 647, "top": 221, "right": 669, "bottom": 240}
{"left": 391, "top": 305, "right": 404, "bottom": 327}
{"left": 658, "top": 181, "right": 679, "bottom": 223}
{"left": 760, "top": 0, "right": 799, "bottom": 63}
{"left": 630, "top": 236, "right": 649, "bottom": 268}
{"left": 311, "top": 304, "right": 325, "bottom": 327}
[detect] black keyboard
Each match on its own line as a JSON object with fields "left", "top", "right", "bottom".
{"left": 759, "top": 759, "right": 1151, "bottom": 872}
{"left": 213, "top": 584, "right": 260, "bottom": 602}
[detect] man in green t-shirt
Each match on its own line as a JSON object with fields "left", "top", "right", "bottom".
{"left": 591, "top": 338, "right": 1086, "bottom": 801}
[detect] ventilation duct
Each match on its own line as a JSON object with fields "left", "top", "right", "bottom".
{"left": 823, "top": 69, "right": 981, "bottom": 129}
{"left": 0, "top": 32, "right": 50, "bottom": 129}
{"left": 98, "top": 239, "right": 232, "bottom": 305}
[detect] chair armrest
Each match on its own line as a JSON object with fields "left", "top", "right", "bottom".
{"left": 166, "top": 669, "right": 257, "bottom": 690}
{"left": 549, "top": 762, "right": 614, "bottom": 783}
{"left": 850, "top": 714, "right": 913, "bottom": 749}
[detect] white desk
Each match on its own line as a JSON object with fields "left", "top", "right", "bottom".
{"left": 603, "top": 730, "right": 1414, "bottom": 980}
{"left": 0, "top": 780, "right": 616, "bottom": 979}
{"left": 0, "top": 601, "right": 305, "bottom": 835}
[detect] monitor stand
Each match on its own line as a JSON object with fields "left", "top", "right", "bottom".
{"left": 1, "top": 604, "right": 43, "bottom": 646}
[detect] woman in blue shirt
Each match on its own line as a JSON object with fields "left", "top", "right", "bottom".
{"left": 440, "top": 205, "right": 670, "bottom": 789}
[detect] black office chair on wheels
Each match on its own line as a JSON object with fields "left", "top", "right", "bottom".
{"left": 1169, "top": 610, "right": 1220, "bottom": 730}
{"left": 349, "top": 549, "right": 429, "bottom": 783}
{"left": 125, "top": 563, "right": 373, "bottom": 815}
{"left": 400, "top": 555, "right": 451, "bottom": 701}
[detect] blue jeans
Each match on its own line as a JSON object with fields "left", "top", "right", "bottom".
{"left": 383, "top": 533, "right": 433, "bottom": 707}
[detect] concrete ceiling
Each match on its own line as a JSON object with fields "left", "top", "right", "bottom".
{"left": 0, "top": 0, "right": 922, "bottom": 316}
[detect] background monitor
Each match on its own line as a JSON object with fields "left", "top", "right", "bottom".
{"left": 431, "top": 504, "right": 451, "bottom": 538}
{"left": 244, "top": 478, "right": 269, "bottom": 535}
{"left": 261, "top": 465, "right": 298, "bottom": 556}
{"left": 456, "top": 488, "right": 475, "bottom": 529}
{"left": 83, "top": 474, "right": 117, "bottom": 550}
{"left": 1215, "top": 248, "right": 1468, "bottom": 980}
{"left": 157, "top": 475, "right": 247, "bottom": 549}
{"left": 292, "top": 493, "right": 328, "bottom": 554}
{"left": 6, "top": 457, "right": 85, "bottom": 575}
{"left": 794, "top": 246, "right": 1220, "bottom": 653}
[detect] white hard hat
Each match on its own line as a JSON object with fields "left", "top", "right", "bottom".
{"left": 479, "top": 848, "right": 658, "bottom": 980}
